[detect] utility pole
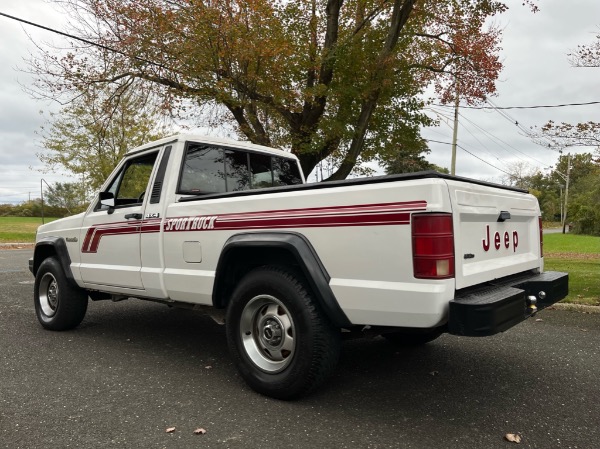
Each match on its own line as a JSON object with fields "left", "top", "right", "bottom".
{"left": 557, "top": 183, "right": 563, "bottom": 225}
{"left": 40, "top": 179, "right": 44, "bottom": 225}
{"left": 562, "top": 153, "right": 571, "bottom": 234}
{"left": 450, "top": 78, "right": 460, "bottom": 176}
{"left": 553, "top": 152, "right": 572, "bottom": 234}
{"left": 40, "top": 178, "right": 53, "bottom": 225}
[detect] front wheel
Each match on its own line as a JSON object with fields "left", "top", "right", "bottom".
{"left": 34, "top": 257, "right": 88, "bottom": 331}
{"left": 226, "top": 266, "right": 341, "bottom": 400}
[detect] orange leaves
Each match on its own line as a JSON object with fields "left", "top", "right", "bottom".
{"left": 414, "top": 2, "right": 506, "bottom": 106}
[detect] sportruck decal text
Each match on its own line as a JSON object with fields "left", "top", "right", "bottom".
{"left": 164, "top": 216, "right": 218, "bottom": 231}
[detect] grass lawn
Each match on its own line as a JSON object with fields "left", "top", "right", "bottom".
{"left": 0, "top": 217, "right": 58, "bottom": 243}
{"left": 543, "top": 233, "right": 600, "bottom": 306}
{"left": 543, "top": 233, "right": 600, "bottom": 254}
{"left": 544, "top": 258, "right": 600, "bottom": 306}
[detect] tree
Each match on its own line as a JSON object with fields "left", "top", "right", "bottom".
{"left": 499, "top": 161, "right": 540, "bottom": 190}
{"left": 44, "top": 182, "right": 88, "bottom": 213}
{"left": 29, "top": 0, "right": 530, "bottom": 180}
{"left": 550, "top": 153, "right": 600, "bottom": 235}
{"left": 569, "top": 29, "right": 600, "bottom": 68}
{"left": 538, "top": 121, "right": 600, "bottom": 149}
{"left": 383, "top": 132, "right": 432, "bottom": 174}
{"left": 38, "top": 87, "right": 167, "bottom": 191}
{"left": 520, "top": 153, "right": 600, "bottom": 235}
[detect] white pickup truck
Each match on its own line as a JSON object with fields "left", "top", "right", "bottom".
{"left": 29, "top": 134, "right": 568, "bottom": 399}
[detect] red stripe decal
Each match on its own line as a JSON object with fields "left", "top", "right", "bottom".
{"left": 163, "top": 201, "right": 426, "bottom": 232}
{"left": 82, "top": 219, "right": 161, "bottom": 253}
{"left": 82, "top": 202, "right": 426, "bottom": 253}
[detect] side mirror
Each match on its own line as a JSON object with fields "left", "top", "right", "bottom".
{"left": 99, "top": 191, "right": 115, "bottom": 214}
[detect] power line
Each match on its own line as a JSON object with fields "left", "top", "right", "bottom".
{"left": 427, "top": 108, "right": 513, "bottom": 173}
{"left": 484, "top": 99, "right": 560, "bottom": 152}
{"left": 429, "top": 107, "right": 523, "bottom": 171}
{"left": 425, "top": 139, "right": 513, "bottom": 177}
{"left": 457, "top": 112, "right": 550, "bottom": 167}
{"left": 453, "top": 116, "right": 515, "bottom": 168}
{"left": 434, "top": 100, "right": 600, "bottom": 110}
{"left": 0, "top": 11, "right": 175, "bottom": 73}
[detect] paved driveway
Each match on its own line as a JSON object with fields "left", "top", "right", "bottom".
{"left": 1, "top": 249, "right": 598, "bottom": 449}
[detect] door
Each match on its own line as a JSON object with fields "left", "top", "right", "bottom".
{"left": 79, "top": 151, "right": 159, "bottom": 289}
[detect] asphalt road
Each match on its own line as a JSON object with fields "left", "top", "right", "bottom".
{"left": 1, "top": 249, "right": 598, "bottom": 449}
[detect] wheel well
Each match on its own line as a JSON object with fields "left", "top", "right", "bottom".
{"left": 213, "top": 247, "right": 300, "bottom": 309}
{"left": 32, "top": 238, "right": 77, "bottom": 286}
{"left": 213, "top": 232, "right": 352, "bottom": 328}
{"left": 33, "top": 245, "right": 57, "bottom": 275}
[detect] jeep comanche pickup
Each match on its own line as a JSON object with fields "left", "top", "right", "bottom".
{"left": 29, "top": 134, "right": 568, "bottom": 399}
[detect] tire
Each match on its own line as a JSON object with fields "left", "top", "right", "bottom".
{"left": 382, "top": 328, "right": 443, "bottom": 347}
{"left": 34, "top": 257, "right": 88, "bottom": 331}
{"left": 226, "top": 266, "right": 341, "bottom": 400}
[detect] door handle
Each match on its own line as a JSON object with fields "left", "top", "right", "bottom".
{"left": 124, "top": 213, "right": 143, "bottom": 220}
{"left": 497, "top": 211, "right": 511, "bottom": 222}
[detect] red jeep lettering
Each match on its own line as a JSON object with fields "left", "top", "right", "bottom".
{"left": 483, "top": 225, "right": 519, "bottom": 252}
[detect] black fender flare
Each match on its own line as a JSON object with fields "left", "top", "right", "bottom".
{"left": 212, "top": 232, "right": 352, "bottom": 328}
{"left": 30, "top": 237, "right": 77, "bottom": 286}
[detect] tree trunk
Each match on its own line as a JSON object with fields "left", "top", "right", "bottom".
{"left": 325, "top": 0, "right": 417, "bottom": 181}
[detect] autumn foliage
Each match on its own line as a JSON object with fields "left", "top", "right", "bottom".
{"left": 30, "top": 0, "right": 529, "bottom": 179}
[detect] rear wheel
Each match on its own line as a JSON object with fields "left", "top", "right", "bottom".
{"left": 226, "top": 266, "right": 341, "bottom": 400}
{"left": 34, "top": 257, "right": 88, "bottom": 331}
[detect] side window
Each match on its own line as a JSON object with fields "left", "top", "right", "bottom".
{"left": 98, "top": 151, "right": 158, "bottom": 210}
{"left": 225, "top": 150, "right": 251, "bottom": 191}
{"left": 249, "top": 153, "right": 273, "bottom": 189}
{"left": 273, "top": 157, "right": 302, "bottom": 186}
{"left": 179, "top": 144, "right": 226, "bottom": 194}
{"left": 178, "top": 142, "right": 302, "bottom": 195}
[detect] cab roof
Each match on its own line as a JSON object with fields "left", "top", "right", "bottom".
{"left": 126, "top": 134, "right": 299, "bottom": 161}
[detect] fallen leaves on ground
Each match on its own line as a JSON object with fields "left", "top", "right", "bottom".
{"left": 505, "top": 433, "right": 522, "bottom": 443}
{"left": 166, "top": 427, "right": 176, "bottom": 433}
{"left": 194, "top": 428, "right": 207, "bottom": 435}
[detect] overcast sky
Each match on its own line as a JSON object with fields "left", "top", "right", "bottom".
{"left": 0, "top": 0, "right": 599, "bottom": 203}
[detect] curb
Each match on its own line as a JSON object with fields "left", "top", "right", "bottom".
{"left": 553, "top": 303, "right": 600, "bottom": 314}
{"left": 0, "top": 243, "right": 34, "bottom": 250}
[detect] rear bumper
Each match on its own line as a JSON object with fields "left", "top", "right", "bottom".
{"left": 448, "top": 271, "right": 568, "bottom": 336}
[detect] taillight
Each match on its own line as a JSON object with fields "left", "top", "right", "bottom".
{"left": 412, "top": 213, "right": 455, "bottom": 279}
{"left": 539, "top": 216, "right": 543, "bottom": 257}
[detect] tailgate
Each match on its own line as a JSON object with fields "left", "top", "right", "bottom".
{"left": 447, "top": 181, "right": 542, "bottom": 290}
